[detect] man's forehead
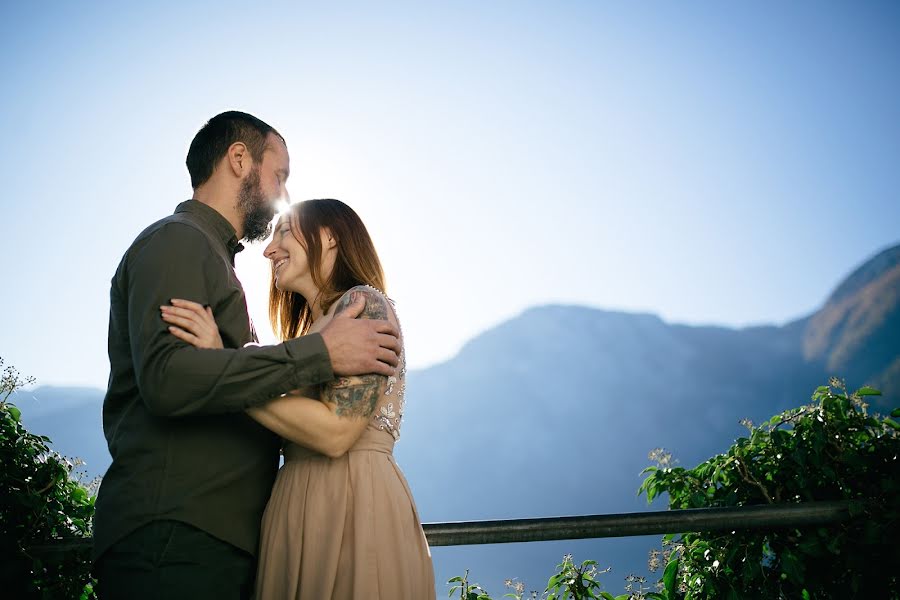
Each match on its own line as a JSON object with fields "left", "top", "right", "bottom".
{"left": 268, "top": 132, "right": 287, "bottom": 150}
{"left": 264, "top": 133, "right": 289, "bottom": 160}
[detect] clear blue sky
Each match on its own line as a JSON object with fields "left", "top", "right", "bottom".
{"left": 2, "top": 0, "right": 898, "bottom": 388}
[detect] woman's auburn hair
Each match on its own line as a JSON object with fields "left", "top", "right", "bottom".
{"left": 268, "top": 199, "right": 387, "bottom": 341}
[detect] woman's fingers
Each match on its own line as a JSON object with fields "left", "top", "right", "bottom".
{"left": 165, "top": 300, "right": 220, "bottom": 332}
{"left": 161, "top": 305, "right": 211, "bottom": 327}
{"left": 161, "top": 304, "right": 206, "bottom": 321}
{"left": 161, "top": 303, "right": 223, "bottom": 349}
{"left": 163, "top": 318, "right": 202, "bottom": 338}
{"left": 160, "top": 310, "right": 203, "bottom": 334}
{"left": 170, "top": 298, "right": 206, "bottom": 312}
{"left": 163, "top": 315, "right": 221, "bottom": 349}
{"left": 167, "top": 325, "right": 198, "bottom": 345}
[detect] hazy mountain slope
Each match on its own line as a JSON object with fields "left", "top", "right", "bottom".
{"left": 804, "top": 244, "right": 900, "bottom": 401}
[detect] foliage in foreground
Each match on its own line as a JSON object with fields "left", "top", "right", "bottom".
{"left": 0, "top": 357, "right": 98, "bottom": 600}
{"left": 449, "top": 554, "right": 641, "bottom": 600}
{"left": 639, "top": 379, "right": 900, "bottom": 599}
{"left": 450, "top": 380, "right": 899, "bottom": 599}
{"left": 2, "top": 355, "right": 897, "bottom": 598}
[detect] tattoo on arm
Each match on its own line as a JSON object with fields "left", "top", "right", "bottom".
{"left": 325, "top": 374, "right": 384, "bottom": 418}
{"left": 326, "top": 287, "right": 392, "bottom": 418}
{"left": 333, "top": 287, "right": 389, "bottom": 321}
{"left": 333, "top": 292, "right": 356, "bottom": 315}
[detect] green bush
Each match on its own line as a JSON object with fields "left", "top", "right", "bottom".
{"left": 449, "top": 380, "right": 899, "bottom": 599}
{"left": 0, "top": 357, "right": 97, "bottom": 599}
{"left": 449, "top": 555, "right": 627, "bottom": 600}
{"left": 640, "top": 379, "right": 900, "bottom": 599}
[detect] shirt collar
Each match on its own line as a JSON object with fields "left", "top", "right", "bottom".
{"left": 174, "top": 199, "right": 245, "bottom": 257}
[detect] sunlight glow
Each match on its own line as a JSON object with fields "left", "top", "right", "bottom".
{"left": 275, "top": 198, "right": 291, "bottom": 216}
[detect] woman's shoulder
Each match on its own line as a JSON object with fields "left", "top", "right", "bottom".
{"left": 331, "top": 286, "right": 404, "bottom": 339}
{"left": 333, "top": 285, "right": 395, "bottom": 321}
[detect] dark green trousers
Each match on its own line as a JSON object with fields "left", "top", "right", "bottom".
{"left": 95, "top": 520, "right": 255, "bottom": 600}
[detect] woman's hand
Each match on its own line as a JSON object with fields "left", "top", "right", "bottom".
{"left": 160, "top": 299, "right": 224, "bottom": 349}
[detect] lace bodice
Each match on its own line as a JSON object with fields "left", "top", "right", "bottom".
{"left": 372, "top": 353, "right": 406, "bottom": 440}
{"left": 366, "top": 286, "right": 406, "bottom": 441}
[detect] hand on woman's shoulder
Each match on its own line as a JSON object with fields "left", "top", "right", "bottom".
{"left": 334, "top": 285, "right": 392, "bottom": 322}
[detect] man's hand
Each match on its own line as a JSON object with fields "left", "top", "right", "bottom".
{"left": 319, "top": 292, "right": 401, "bottom": 377}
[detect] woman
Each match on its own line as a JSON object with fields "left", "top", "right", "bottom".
{"left": 160, "top": 199, "right": 435, "bottom": 599}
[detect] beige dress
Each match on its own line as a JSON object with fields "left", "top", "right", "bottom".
{"left": 255, "top": 306, "right": 435, "bottom": 599}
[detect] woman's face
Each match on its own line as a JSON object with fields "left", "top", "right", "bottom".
{"left": 263, "top": 216, "right": 336, "bottom": 297}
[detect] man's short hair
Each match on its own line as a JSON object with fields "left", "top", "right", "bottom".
{"left": 186, "top": 111, "right": 284, "bottom": 189}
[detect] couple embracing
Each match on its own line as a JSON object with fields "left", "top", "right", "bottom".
{"left": 92, "top": 111, "right": 436, "bottom": 599}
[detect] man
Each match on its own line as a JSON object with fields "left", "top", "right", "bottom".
{"left": 93, "top": 111, "right": 401, "bottom": 599}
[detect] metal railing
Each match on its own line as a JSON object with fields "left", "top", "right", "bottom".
{"left": 28, "top": 500, "right": 853, "bottom": 556}
{"left": 422, "top": 500, "right": 852, "bottom": 546}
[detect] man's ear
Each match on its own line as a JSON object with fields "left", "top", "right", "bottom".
{"left": 225, "top": 142, "right": 251, "bottom": 177}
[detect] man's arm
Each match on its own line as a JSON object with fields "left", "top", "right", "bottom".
{"left": 126, "top": 222, "right": 333, "bottom": 417}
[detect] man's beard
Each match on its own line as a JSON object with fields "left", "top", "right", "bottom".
{"left": 238, "top": 168, "right": 276, "bottom": 242}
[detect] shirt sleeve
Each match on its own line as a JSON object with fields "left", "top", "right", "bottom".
{"left": 125, "top": 222, "right": 334, "bottom": 417}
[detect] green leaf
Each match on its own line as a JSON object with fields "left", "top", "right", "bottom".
{"left": 883, "top": 418, "right": 900, "bottom": 431}
{"left": 891, "top": 408, "right": 900, "bottom": 418}
{"left": 781, "top": 550, "right": 803, "bottom": 584}
{"left": 663, "top": 558, "right": 679, "bottom": 594}
{"left": 71, "top": 486, "right": 87, "bottom": 503}
{"left": 855, "top": 386, "right": 881, "bottom": 396}
{"left": 8, "top": 405, "right": 21, "bottom": 421}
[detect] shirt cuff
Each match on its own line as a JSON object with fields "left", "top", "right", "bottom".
{"left": 284, "top": 332, "right": 334, "bottom": 388}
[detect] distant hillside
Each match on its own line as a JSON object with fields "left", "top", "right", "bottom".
{"left": 803, "top": 244, "right": 900, "bottom": 401}
{"left": 11, "top": 242, "right": 900, "bottom": 595}
{"left": 13, "top": 386, "right": 106, "bottom": 479}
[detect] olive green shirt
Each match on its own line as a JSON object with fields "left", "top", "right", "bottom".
{"left": 93, "top": 200, "right": 333, "bottom": 561}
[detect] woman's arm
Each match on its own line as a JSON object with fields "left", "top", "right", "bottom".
{"left": 251, "top": 287, "right": 393, "bottom": 456}
{"left": 162, "top": 288, "right": 396, "bottom": 457}
{"left": 246, "top": 393, "right": 364, "bottom": 458}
